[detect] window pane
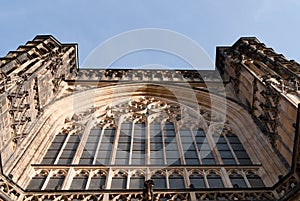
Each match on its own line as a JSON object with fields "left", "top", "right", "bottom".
{"left": 45, "top": 177, "right": 64, "bottom": 190}
{"left": 57, "top": 134, "right": 80, "bottom": 164}
{"left": 169, "top": 176, "right": 185, "bottom": 189}
{"left": 89, "top": 176, "right": 106, "bottom": 189}
{"left": 111, "top": 177, "right": 127, "bottom": 189}
{"left": 247, "top": 174, "right": 265, "bottom": 187}
{"left": 248, "top": 178, "right": 265, "bottom": 187}
{"left": 97, "top": 128, "right": 115, "bottom": 165}
{"left": 207, "top": 174, "right": 224, "bottom": 188}
{"left": 27, "top": 177, "right": 46, "bottom": 190}
{"left": 130, "top": 177, "right": 144, "bottom": 189}
{"left": 189, "top": 175, "right": 205, "bottom": 188}
{"left": 151, "top": 174, "right": 166, "bottom": 189}
{"left": 70, "top": 177, "right": 88, "bottom": 190}
{"left": 41, "top": 134, "right": 66, "bottom": 164}
{"left": 230, "top": 174, "right": 247, "bottom": 188}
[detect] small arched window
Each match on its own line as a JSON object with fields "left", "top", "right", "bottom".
{"left": 169, "top": 172, "right": 185, "bottom": 189}
{"left": 246, "top": 171, "right": 265, "bottom": 187}
{"left": 45, "top": 171, "right": 65, "bottom": 190}
{"left": 189, "top": 172, "right": 205, "bottom": 188}
{"left": 111, "top": 172, "right": 127, "bottom": 189}
{"left": 129, "top": 172, "right": 145, "bottom": 189}
{"left": 229, "top": 171, "right": 247, "bottom": 188}
{"left": 89, "top": 171, "right": 106, "bottom": 190}
{"left": 70, "top": 171, "right": 89, "bottom": 190}
{"left": 26, "top": 171, "right": 48, "bottom": 190}
{"left": 151, "top": 172, "right": 167, "bottom": 189}
{"left": 207, "top": 172, "right": 224, "bottom": 188}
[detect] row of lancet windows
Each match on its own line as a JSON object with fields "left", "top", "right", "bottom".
{"left": 40, "top": 122, "right": 252, "bottom": 166}
{"left": 27, "top": 169, "right": 265, "bottom": 190}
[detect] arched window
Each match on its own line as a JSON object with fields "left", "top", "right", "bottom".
{"left": 169, "top": 172, "right": 185, "bottom": 189}
{"left": 164, "top": 122, "right": 181, "bottom": 165}
{"left": 26, "top": 171, "right": 48, "bottom": 190}
{"left": 226, "top": 133, "right": 252, "bottom": 165}
{"left": 70, "top": 171, "right": 89, "bottom": 190}
{"left": 131, "top": 123, "right": 146, "bottom": 165}
{"left": 229, "top": 171, "right": 247, "bottom": 188}
{"left": 194, "top": 128, "right": 216, "bottom": 165}
{"left": 179, "top": 128, "right": 200, "bottom": 165}
{"left": 213, "top": 132, "right": 252, "bottom": 165}
{"left": 44, "top": 171, "right": 65, "bottom": 190}
{"left": 79, "top": 127, "right": 102, "bottom": 165}
{"left": 189, "top": 172, "right": 205, "bottom": 188}
{"left": 246, "top": 171, "right": 265, "bottom": 187}
{"left": 31, "top": 97, "right": 262, "bottom": 191}
{"left": 96, "top": 127, "right": 115, "bottom": 165}
{"left": 41, "top": 134, "right": 66, "bottom": 164}
{"left": 58, "top": 133, "right": 81, "bottom": 164}
{"left": 151, "top": 172, "right": 167, "bottom": 189}
{"left": 207, "top": 172, "right": 224, "bottom": 188}
{"left": 89, "top": 171, "right": 106, "bottom": 190}
{"left": 129, "top": 172, "right": 145, "bottom": 189}
{"left": 214, "top": 134, "right": 236, "bottom": 165}
{"left": 150, "top": 122, "right": 164, "bottom": 165}
{"left": 115, "top": 123, "right": 131, "bottom": 165}
{"left": 111, "top": 172, "right": 127, "bottom": 189}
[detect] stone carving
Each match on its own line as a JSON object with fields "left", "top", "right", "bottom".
{"left": 143, "top": 179, "right": 154, "bottom": 201}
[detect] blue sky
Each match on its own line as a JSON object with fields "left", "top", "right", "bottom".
{"left": 0, "top": 1, "right": 299, "bottom": 69}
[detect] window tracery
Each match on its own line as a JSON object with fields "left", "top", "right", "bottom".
{"left": 27, "top": 96, "right": 264, "bottom": 191}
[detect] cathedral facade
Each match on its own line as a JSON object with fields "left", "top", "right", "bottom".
{"left": 0, "top": 35, "right": 299, "bottom": 200}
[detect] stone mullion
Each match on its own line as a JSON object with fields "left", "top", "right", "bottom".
{"left": 190, "top": 128, "right": 203, "bottom": 164}
{"left": 146, "top": 168, "right": 151, "bottom": 180}
{"left": 61, "top": 167, "right": 74, "bottom": 190}
{"left": 203, "top": 171, "right": 209, "bottom": 188}
{"left": 109, "top": 119, "right": 122, "bottom": 165}
{"left": 129, "top": 122, "right": 135, "bottom": 165}
{"left": 165, "top": 170, "right": 170, "bottom": 189}
{"left": 105, "top": 168, "right": 114, "bottom": 189}
{"left": 161, "top": 122, "right": 167, "bottom": 166}
{"left": 241, "top": 171, "right": 251, "bottom": 188}
{"left": 146, "top": 121, "right": 150, "bottom": 165}
{"left": 85, "top": 170, "right": 93, "bottom": 190}
{"left": 71, "top": 120, "right": 94, "bottom": 164}
{"left": 220, "top": 167, "right": 232, "bottom": 188}
{"left": 54, "top": 134, "right": 70, "bottom": 164}
{"left": 223, "top": 134, "right": 239, "bottom": 164}
{"left": 206, "top": 130, "right": 222, "bottom": 165}
{"left": 40, "top": 170, "right": 52, "bottom": 190}
{"left": 175, "top": 122, "right": 185, "bottom": 165}
{"left": 93, "top": 128, "right": 104, "bottom": 165}
{"left": 183, "top": 168, "right": 189, "bottom": 188}
{"left": 126, "top": 170, "right": 131, "bottom": 189}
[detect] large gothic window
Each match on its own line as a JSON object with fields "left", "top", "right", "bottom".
{"left": 27, "top": 96, "right": 264, "bottom": 190}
